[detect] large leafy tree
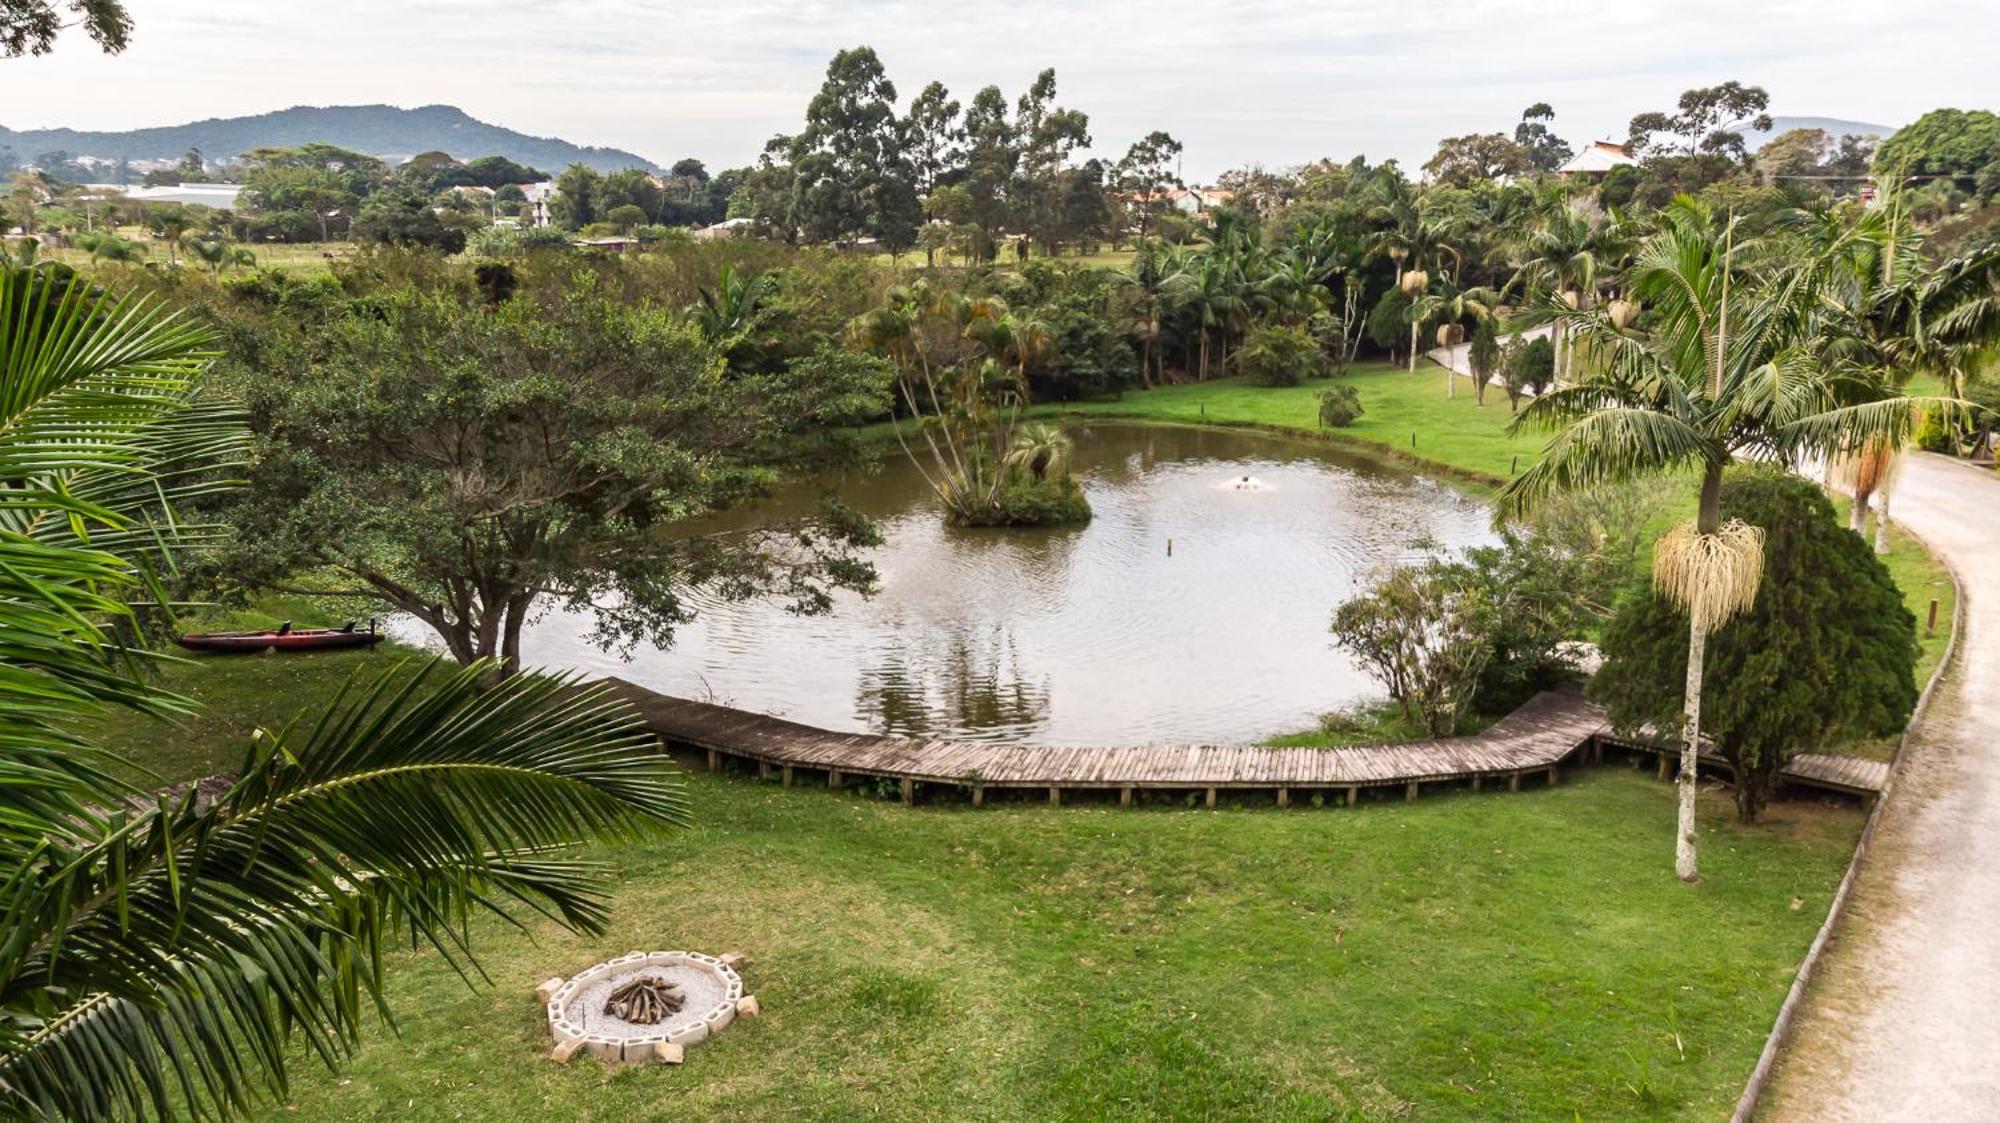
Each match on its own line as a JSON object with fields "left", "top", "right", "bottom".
{"left": 1514, "top": 103, "right": 1574, "bottom": 173}
{"left": 1422, "top": 133, "right": 1530, "bottom": 188}
{"left": 788, "top": 46, "right": 920, "bottom": 251}
{"left": 1115, "top": 131, "right": 1184, "bottom": 240}
{"left": 0, "top": 266, "right": 688, "bottom": 1117}
{"left": 902, "top": 80, "right": 962, "bottom": 265}
{"left": 959, "top": 85, "right": 1019, "bottom": 261}
{"left": 215, "top": 260, "right": 893, "bottom": 671}
{"left": 1497, "top": 198, "right": 1939, "bottom": 880}
{"left": 1625, "top": 81, "right": 1773, "bottom": 160}
{"left": 1873, "top": 108, "right": 2000, "bottom": 185}
{"left": 1592, "top": 468, "right": 1916, "bottom": 821}
{"left": 1011, "top": 69, "right": 1091, "bottom": 254}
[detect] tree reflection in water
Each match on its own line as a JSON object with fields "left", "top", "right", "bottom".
{"left": 856, "top": 629, "right": 1050, "bottom": 741}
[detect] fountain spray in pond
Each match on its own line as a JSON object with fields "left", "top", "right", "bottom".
{"left": 1221, "top": 474, "right": 1270, "bottom": 492}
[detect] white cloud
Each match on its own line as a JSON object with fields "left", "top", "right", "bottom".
{"left": 1, "top": 0, "right": 1990, "bottom": 178}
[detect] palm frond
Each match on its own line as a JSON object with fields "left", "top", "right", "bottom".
{"left": 0, "top": 662, "right": 686, "bottom": 1121}
{"left": 1496, "top": 408, "right": 1716, "bottom": 522}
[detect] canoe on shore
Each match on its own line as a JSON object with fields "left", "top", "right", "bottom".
{"left": 176, "top": 622, "right": 384, "bottom": 654}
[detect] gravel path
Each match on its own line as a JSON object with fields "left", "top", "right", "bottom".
{"left": 1766, "top": 452, "right": 2000, "bottom": 1120}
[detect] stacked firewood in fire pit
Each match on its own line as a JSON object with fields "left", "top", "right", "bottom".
{"left": 604, "top": 976, "right": 686, "bottom": 1024}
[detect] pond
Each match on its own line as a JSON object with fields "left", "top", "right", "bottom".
{"left": 506, "top": 424, "right": 1496, "bottom": 746}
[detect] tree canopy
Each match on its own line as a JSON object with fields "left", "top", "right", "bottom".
{"left": 212, "top": 256, "right": 895, "bottom": 669}
{"left": 1590, "top": 468, "right": 1917, "bottom": 820}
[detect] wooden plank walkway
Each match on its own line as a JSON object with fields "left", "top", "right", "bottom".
{"left": 1602, "top": 733, "right": 1893, "bottom": 806}
{"left": 602, "top": 678, "right": 1887, "bottom": 806}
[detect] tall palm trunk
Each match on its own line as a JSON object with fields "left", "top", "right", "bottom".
{"left": 1674, "top": 465, "right": 1725, "bottom": 882}
{"left": 1676, "top": 620, "right": 1708, "bottom": 880}
{"left": 1407, "top": 319, "right": 1420, "bottom": 373}
{"left": 1875, "top": 487, "right": 1893, "bottom": 554}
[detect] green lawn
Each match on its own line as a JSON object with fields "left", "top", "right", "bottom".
{"left": 1044, "top": 362, "right": 1547, "bottom": 485}
{"left": 98, "top": 641, "right": 1856, "bottom": 1120}
{"left": 41, "top": 234, "right": 351, "bottom": 277}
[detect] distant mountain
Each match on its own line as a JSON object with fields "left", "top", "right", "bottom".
{"left": 0, "top": 104, "right": 658, "bottom": 174}
{"left": 1737, "top": 115, "right": 1897, "bottom": 152}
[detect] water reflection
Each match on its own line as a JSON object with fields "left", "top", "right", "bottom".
{"left": 856, "top": 630, "right": 1051, "bottom": 740}
{"left": 496, "top": 423, "right": 1496, "bottom": 745}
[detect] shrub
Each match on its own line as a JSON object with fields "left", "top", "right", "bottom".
{"left": 1912, "top": 404, "right": 1950, "bottom": 452}
{"left": 1237, "top": 322, "right": 1326, "bottom": 387}
{"left": 949, "top": 477, "right": 1091, "bottom": 528}
{"left": 1332, "top": 563, "right": 1497, "bottom": 736}
{"left": 1502, "top": 334, "right": 1555, "bottom": 410}
{"left": 1317, "top": 384, "right": 1363, "bottom": 427}
{"left": 1467, "top": 317, "right": 1501, "bottom": 403}
{"left": 1365, "top": 288, "right": 1411, "bottom": 358}
{"left": 1598, "top": 164, "right": 1644, "bottom": 211}
{"left": 354, "top": 192, "right": 467, "bottom": 254}
{"left": 1589, "top": 468, "right": 1918, "bottom": 821}
{"left": 605, "top": 204, "right": 649, "bottom": 233}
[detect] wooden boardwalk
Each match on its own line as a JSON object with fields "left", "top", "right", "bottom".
{"left": 604, "top": 678, "right": 1888, "bottom": 807}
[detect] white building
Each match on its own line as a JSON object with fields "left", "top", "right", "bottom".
{"left": 519, "top": 181, "right": 557, "bottom": 228}
{"left": 1558, "top": 141, "right": 1637, "bottom": 181}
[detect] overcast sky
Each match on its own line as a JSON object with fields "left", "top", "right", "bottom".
{"left": 3, "top": 0, "right": 1992, "bottom": 178}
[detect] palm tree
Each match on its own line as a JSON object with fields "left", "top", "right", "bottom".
{"left": 688, "top": 265, "right": 776, "bottom": 366}
{"left": 1368, "top": 176, "right": 1462, "bottom": 293}
{"left": 1497, "top": 199, "right": 1937, "bottom": 881}
{"left": 1507, "top": 199, "right": 1634, "bottom": 385}
{"left": 1119, "top": 240, "right": 1185, "bottom": 388}
{"left": 1424, "top": 277, "right": 1499, "bottom": 396}
{"left": 1004, "top": 423, "right": 1073, "bottom": 483}
{"left": 181, "top": 232, "right": 255, "bottom": 275}
{"left": 0, "top": 267, "right": 689, "bottom": 1117}
{"left": 1169, "top": 251, "right": 1245, "bottom": 380}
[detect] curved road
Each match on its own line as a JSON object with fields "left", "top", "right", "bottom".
{"left": 1767, "top": 452, "right": 2000, "bottom": 1119}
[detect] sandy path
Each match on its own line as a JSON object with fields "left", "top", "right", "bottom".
{"left": 1765, "top": 452, "right": 2000, "bottom": 1120}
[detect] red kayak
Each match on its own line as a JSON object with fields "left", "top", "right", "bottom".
{"left": 176, "top": 620, "right": 384, "bottom": 654}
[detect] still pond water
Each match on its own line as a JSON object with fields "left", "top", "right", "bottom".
{"left": 501, "top": 424, "right": 1496, "bottom": 745}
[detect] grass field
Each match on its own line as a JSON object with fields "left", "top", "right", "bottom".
{"left": 92, "top": 638, "right": 1857, "bottom": 1121}
{"left": 38, "top": 230, "right": 352, "bottom": 276}
{"left": 1042, "top": 363, "right": 1548, "bottom": 485}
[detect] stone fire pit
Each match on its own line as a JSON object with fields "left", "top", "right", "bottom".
{"left": 539, "top": 950, "right": 756, "bottom": 1064}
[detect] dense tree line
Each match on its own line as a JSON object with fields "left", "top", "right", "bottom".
{"left": 697, "top": 46, "right": 1182, "bottom": 260}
